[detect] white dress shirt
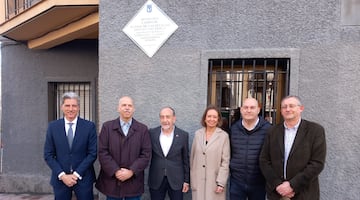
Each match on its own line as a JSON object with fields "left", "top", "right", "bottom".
{"left": 283, "top": 119, "right": 301, "bottom": 178}
{"left": 64, "top": 117, "right": 78, "bottom": 137}
{"left": 159, "top": 128, "right": 174, "bottom": 157}
{"left": 58, "top": 117, "right": 82, "bottom": 180}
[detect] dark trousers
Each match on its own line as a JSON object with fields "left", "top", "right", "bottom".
{"left": 149, "top": 176, "right": 183, "bottom": 200}
{"left": 229, "top": 177, "right": 266, "bottom": 200}
{"left": 106, "top": 196, "right": 141, "bottom": 200}
{"left": 53, "top": 183, "right": 94, "bottom": 200}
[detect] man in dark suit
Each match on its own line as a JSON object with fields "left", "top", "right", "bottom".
{"left": 259, "top": 95, "right": 326, "bottom": 200}
{"left": 44, "top": 92, "right": 97, "bottom": 200}
{"left": 148, "top": 107, "right": 190, "bottom": 200}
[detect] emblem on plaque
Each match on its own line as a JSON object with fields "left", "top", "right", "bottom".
{"left": 147, "top": 4, "right": 152, "bottom": 13}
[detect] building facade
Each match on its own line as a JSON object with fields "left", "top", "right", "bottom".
{"left": 1, "top": 0, "right": 360, "bottom": 199}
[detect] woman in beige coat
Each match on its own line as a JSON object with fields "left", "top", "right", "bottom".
{"left": 190, "top": 105, "right": 230, "bottom": 200}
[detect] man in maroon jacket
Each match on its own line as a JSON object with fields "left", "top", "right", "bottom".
{"left": 96, "top": 96, "right": 152, "bottom": 200}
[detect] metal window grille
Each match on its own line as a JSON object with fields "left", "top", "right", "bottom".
{"left": 48, "top": 82, "right": 93, "bottom": 122}
{"left": 208, "top": 58, "right": 290, "bottom": 127}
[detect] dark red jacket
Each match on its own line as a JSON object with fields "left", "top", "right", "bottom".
{"left": 95, "top": 118, "right": 151, "bottom": 198}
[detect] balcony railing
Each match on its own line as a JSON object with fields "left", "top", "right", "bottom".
{"left": 5, "top": 0, "right": 42, "bottom": 20}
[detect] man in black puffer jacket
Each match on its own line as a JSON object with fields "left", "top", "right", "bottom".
{"left": 229, "top": 98, "right": 271, "bottom": 200}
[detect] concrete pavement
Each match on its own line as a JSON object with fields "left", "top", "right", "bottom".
{"left": 0, "top": 193, "right": 101, "bottom": 199}
{"left": 0, "top": 193, "right": 54, "bottom": 200}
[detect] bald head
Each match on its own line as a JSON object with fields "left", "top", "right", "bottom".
{"left": 240, "top": 98, "right": 260, "bottom": 121}
{"left": 243, "top": 98, "right": 259, "bottom": 107}
{"left": 118, "top": 96, "right": 135, "bottom": 122}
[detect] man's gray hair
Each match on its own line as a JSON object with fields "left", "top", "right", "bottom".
{"left": 160, "top": 106, "right": 176, "bottom": 116}
{"left": 61, "top": 92, "right": 80, "bottom": 106}
{"left": 281, "top": 95, "right": 302, "bottom": 106}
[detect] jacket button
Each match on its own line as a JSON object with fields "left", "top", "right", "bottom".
{"left": 203, "top": 152, "right": 205, "bottom": 155}
{"left": 202, "top": 165, "right": 205, "bottom": 168}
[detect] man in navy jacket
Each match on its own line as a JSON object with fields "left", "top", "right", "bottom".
{"left": 229, "top": 98, "right": 271, "bottom": 200}
{"left": 44, "top": 92, "right": 97, "bottom": 200}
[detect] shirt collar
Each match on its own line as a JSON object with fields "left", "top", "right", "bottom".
{"left": 160, "top": 126, "right": 175, "bottom": 137}
{"left": 242, "top": 117, "right": 259, "bottom": 131}
{"left": 120, "top": 118, "right": 132, "bottom": 127}
{"left": 284, "top": 118, "right": 301, "bottom": 130}
{"left": 64, "top": 117, "right": 78, "bottom": 125}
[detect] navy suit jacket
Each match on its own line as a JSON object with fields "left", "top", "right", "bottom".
{"left": 44, "top": 117, "right": 97, "bottom": 187}
{"left": 148, "top": 126, "right": 190, "bottom": 190}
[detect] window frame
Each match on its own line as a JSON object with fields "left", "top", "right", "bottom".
{"left": 208, "top": 58, "right": 290, "bottom": 126}
{"left": 201, "top": 49, "right": 300, "bottom": 127}
{"left": 48, "top": 82, "right": 96, "bottom": 122}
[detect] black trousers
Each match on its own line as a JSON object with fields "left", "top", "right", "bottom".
{"left": 149, "top": 176, "right": 183, "bottom": 200}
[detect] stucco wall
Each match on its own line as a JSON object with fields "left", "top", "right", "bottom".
{"left": 0, "top": 0, "right": 359, "bottom": 199}
{"left": 0, "top": 40, "right": 98, "bottom": 193}
{"left": 99, "top": 0, "right": 360, "bottom": 199}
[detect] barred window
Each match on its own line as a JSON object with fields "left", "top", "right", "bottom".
{"left": 48, "top": 82, "right": 93, "bottom": 122}
{"left": 208, "top": 58, "right": 290, "bottom": 127}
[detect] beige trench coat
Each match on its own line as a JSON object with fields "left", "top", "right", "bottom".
{"left": 190, "top": 127, "right": 230, "bottom": 200}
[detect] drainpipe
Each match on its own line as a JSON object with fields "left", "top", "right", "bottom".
{"left": 0, "top": 132, "right": 2, "bottom": 174}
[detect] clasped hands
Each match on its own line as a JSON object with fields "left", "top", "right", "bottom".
{"left": 115, "top": 168, "right": 134, "bottom": 182}
{"left": 61, "top": 174, "right": 78, "bottom": 187}
{"left": 276, "top": 181, "right": 295, "bottom": 198}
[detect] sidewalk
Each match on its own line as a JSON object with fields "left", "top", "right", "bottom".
{"left": 0, "top": 193, "right": 101, "bottom": 200}
{"left": 0, "top": 193, "right": 54, "bottom": 200}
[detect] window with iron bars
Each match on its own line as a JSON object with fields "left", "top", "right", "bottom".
{"left": 48, "top": 82, "right": 94, "bottom": 122}
{"left": 208, "top": 58, "right": 290, "bottom": 129}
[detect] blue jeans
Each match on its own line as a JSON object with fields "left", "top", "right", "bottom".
{"left": 229, "top": 177, "right": 266, "bottom": 200}
{"left": 106, "top": 196, "right": 141, "bottom": 200}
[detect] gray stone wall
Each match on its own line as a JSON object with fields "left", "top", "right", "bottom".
{"left": 99, "top": 0, "right": 360, "bottom": 199}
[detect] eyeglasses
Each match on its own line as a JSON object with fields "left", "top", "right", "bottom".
{"left": 281, "top": 104, "right": 301, "bottom": 109}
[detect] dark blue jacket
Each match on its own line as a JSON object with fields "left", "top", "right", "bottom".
{"left": 44, "top": 117, "right": 97, "bottom": 187}
{"left": 229, "top": 117, "right": 271, "bottom": 185}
